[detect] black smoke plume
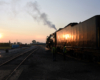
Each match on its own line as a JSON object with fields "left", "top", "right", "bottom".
{"left": 26, "top": 1, "right": 57, "bottom": 30}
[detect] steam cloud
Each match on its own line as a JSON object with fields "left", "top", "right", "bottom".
{"left": 0, "top": 0, "right": 57, "bottom": 30}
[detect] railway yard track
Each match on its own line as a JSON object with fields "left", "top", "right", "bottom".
{"left": 0, "top": 47, "right": 39, "bottom": 80}
{"left": 0, "top": 46, "right": 100, "bottom": 80}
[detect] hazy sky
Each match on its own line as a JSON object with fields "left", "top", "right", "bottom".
{"left": 0, "top": 0, "right": 100, "bottom": 44}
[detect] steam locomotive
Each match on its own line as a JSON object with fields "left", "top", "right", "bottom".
{"left": 46, "top": 15, "right": 100, "bottom": 62}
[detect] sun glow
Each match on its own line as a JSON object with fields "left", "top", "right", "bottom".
{"left": 64, "top": 34, "right": 70, "bottom": 39}
{"left": 0, "top": 34, "right": 2, "bottom": 38}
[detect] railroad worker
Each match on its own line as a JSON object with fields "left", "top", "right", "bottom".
{"left": 52, "top": 44, "right": 56, "bottom": 61}
{"left": 63, "top": 45, "right": 67, "bottom": 60}
{"left": 6, "top": 49, "right": 9, "bottom": 53}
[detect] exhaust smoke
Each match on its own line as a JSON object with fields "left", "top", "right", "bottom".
{"left": 26, "top": 1, "right": 57, "bottom": 30}
{"left": 0, "top": 0, "right": 57, "bottom": 30}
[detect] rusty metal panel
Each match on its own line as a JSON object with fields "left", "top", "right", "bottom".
{"left": 79, "top": 23, "right": 83, "bottom": 47}
{"left": 96, "top": 15, "right": 100, "bottom": 48}
{"left": 84, "top": 17, "right": 96, "bottom": 47}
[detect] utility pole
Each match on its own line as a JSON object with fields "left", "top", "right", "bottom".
{"left": 16, "top": 39, "right": 18, "bottom": 44}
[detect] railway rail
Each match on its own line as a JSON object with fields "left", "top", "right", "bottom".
{"left": 0, "top": 47, "right": 39, "bottom": 80}
{"left": 0, "top": 48, "right": 35, "bottom": 67}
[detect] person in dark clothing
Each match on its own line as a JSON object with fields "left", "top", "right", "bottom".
{"left": 52, "top": 44, "right": 56, "bottom": 61}
{"left": 63, "top": 45, "right": 67, "bottom": 60}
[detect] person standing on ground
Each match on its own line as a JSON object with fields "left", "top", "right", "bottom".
{"left": 63, "top": 45, "right": 67, "bottom": 60}
{"left": 52, "top": 44, "right": 56, "bottom": 61}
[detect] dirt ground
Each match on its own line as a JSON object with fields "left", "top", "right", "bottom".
{"left": 17, "top": 46, "right": 100, "bottom": 80}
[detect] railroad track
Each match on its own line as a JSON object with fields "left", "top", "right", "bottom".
{"left": 0, "top": 47, "right": 35, "bottom": 67}
{"left": 0, "top": 47, "right": 38, "bottom": 80}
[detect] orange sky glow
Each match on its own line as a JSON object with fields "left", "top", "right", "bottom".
{"left": 0, "top": 33, "right": 46, "bottom": 44}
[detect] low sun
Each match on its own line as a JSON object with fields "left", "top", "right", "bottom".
{"left": 0, "top": 34, "right": 2, "bottom": 38}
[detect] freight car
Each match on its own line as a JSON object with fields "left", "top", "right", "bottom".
{"left": 46, "top": 15, "right": 100, "bottom": 62}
